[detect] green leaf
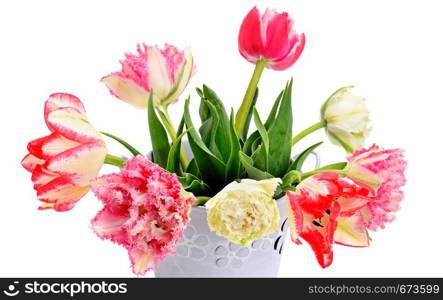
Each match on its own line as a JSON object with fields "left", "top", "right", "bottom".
{"left": 166, "top": 127, "right": 192, "bottom": 175}
{"left": 242, "top": 90, "right": 283, "bottom": 155}
{"left": 268, "top": 80, "right": 293, "bottom": 177}
{"left": 281, "top": 170, "right": 302, "bottom": 191}
{"left": 186, "top": 158, "right": 201, "bottom": 177}
{"left": 251, "top": 107, "right": 269, "bottom": 171}
{"left": 243, "top": 131, "right": 260, "bottom": 155}
{"left": 202, "top": 85, "right": 231, "bottom": 162}
{"left": 241, "top": 88, "right": 259, "bottom": 142}
{"left": 183, "top": 97, "right": 226, "bottom": 188}
{"left": 178, "top": 172, "right": 213, "bottom": 196}
{"left": 287, "top": 142, "right": 323, "bottom": 172}
{"left": 198, "top": 94, "right": 210, "bottom": 123}
{"left": 198, "top": 100, "right": 222, "bottom": 159}
{"left": 147, "top": 93, "right": 170, "bottom": 168}
{"left": 225, "top": 109, "right": 241, "bottom": 182}
{"left": 100, "top": 132, "right": 141, "bottom": 156}
{"left": 264, "top": 90, "right": 284, "bottom": 129}
{"left": 239, "top": 151, "right": 273, "bottom": 180}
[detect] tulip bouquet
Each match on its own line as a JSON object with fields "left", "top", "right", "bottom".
{"left": 21, "top": 6, "right": 407, "bottom": 275}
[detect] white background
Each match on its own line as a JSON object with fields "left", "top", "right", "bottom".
{"left": 1, "top": 0, "right": 442, "bottom": 277}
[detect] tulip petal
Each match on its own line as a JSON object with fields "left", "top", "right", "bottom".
{"left": 300, "top": 201, "right": 340, "bottom": 268}
{"left": 286, "top": 194, "right": 303, "bottom": 244}
{"left": 44, "top": 93, "right": 86, "bottom": 120}
{"left": 46, "top": 107, "right": 103, "bottom": 144}
{"left": 36, "top": 177, "right": 89, "bottom": 212}
{"left": 335, "top": 212, "right": 369, "bottom": 247}
{"left": 92, "top": 208, "right": 128, "bottom": 245}
{"left": 101, "top": 74, "right": 150, "bottom": 109}
{"left": 270, "top": 33, "right": 305, "bottom": 70}
{"left": 129, "top": 247, "right": 156, "bottom": 276}
{"left": 27, "top": 133, "right": 81, "bottom": 160}
{"left": 31, "top": 166, "right": 58, "bottom": 189}
{"left": 263, "top": 10, "right": 291, "bottom": 60}
{"left": 238, "top": 7, "right": 265, "bottom": 62}
{"left": 44, "top": 142, "right": 107, "bottom": 186}
{"left": 21, "top": 153, "right": 45, "bottom": 172}
{"left": 147, "top": 46, "right": 173, "bottom": 100}
{"left": 162, "top": 48, "right": 194, "bottom": 105}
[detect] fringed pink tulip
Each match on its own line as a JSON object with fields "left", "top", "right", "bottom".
{"left": 286, "top": 172, "right": 372, "bottom": 268}
{"left": 90, "top": 155, "right": 195, "bottom": 275}
{"left": 101, "top": 44, "right": 195, "bottom": 109}
{"left": 238, "top": 6, "right": 305, "bottom": 70}
{"left": 21, "top": 93, "right": 107, "bottom": 211}
{"left": 346, "top": 145, "right": 407, "bottom": 231}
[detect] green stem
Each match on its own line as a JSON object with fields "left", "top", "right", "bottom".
{"left": 235, "top": 59, "right": 267, "bottom": 135}
{"left": 157, "top": 106, "right": 189, "bottom": 170}
{"left": 104, "top": 154, "right": 125, "bottom": 168}
{"left": 193, "top": 196, "right": 211, "bottom": 206}
{"left": 300, "top": 168, "right": 347, "bottom": 181}
{"left": 292, "top": 121, "right": 326, "bottom": 146}
{"left": 316, "top": 162, "right": 348, "bottom": 171}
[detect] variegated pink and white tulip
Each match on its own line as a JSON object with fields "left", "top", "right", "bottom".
{"left": 238, "top": 7, "right": 305, "bottom": 70}
{"left": 101, "top": 44, "right": 195, "bottom": 109}
{"left": 21, "top": 93, "right": 107, "bottom": 212}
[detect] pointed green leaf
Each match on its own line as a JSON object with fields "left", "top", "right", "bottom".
{"left": 186, "top": 158, "right": 201, "bottom": 177}
{"left": 242, "top": 90, "right": 283, "bottom": 155}
{"left": 202, "top": 85, "right": 231, "bottom": 162}
{"left": 148, "top": 93, "right": 170, "bottom": 168}
{"left": 287, "top": 142, "right": 323, "bottom": 172}
{"left": 251, "top": 107, "right": 269, "bottom": 171}
{"left": 239, "top": 151, "right": 273, "bottom": 180}
{"left": 178, "top": 172, "right": 213, "bottom": 196}
{"left": 100, "top": 132, "right": 141, "bottom": 156}
{"left": 166, "top": 127, "right": 192, "bottom": 175}
{"left": 183, "top": 98, "right": 226, "bottom": 188}
{"left": 225, "top": 109, "right": 241, "bottom": 182}
{"left": 198, "top": 100, "right": 222, "bottom": 159}
{"left": 268, "top": 80, "right": 293, "bottom": 177}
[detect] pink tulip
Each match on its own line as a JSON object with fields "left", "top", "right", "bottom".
{"left": 21, "top": 93, "right": 107, "bottom": 211}
{"left": 101, "top": 44, "right": 195, "bottom": 109}
{"left": 238, "top": 6, "right": 305, "bottom": 70}
{"left": 346, "top": 145, "right": 407, "bottom": 231}
{"left": 90, "top": 155, "right": 195, "bottom": 275}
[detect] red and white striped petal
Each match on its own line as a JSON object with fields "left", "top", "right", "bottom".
{"left": 36, "top": 177, "right": 89, "bottom": 212}
{"left": 31, "top": 166, "right": 58, "bottom": 189}
{"left": 46, "top": 107, "right": 102, "bottom": 144}
{"left": 21, "top": 153, "right": 45, "bottom": 172}
{"left": 334, "top": 212, "right": 369, "bottom": 247}
{"left": 286, "top": 192, "right": 303, "bottom": 244}
{"left": 44, "top": 93, "right": 86, "bottom": 119}
{"left": 101, "top": 74, "right": 150, "bottom": 109}
{"left": 44, "top": 142, "right": 107, "bottom": 186}
{"left": 27, "top": 133, "right": 81, "bottom": 160}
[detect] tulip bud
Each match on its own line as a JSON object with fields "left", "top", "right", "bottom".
{"left": 321, "top": 86, "right": 371, "bottom": 154}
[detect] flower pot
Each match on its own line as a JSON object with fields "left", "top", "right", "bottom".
{"left": 151, "top": 142, "right": 320, "bottom": 277}
{"left": 154, "top": 196, "right": 288, "bottom": 277}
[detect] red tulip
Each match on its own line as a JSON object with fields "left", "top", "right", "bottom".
{"left": 238, "top": 7, "right": 305, "bottom": 70}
